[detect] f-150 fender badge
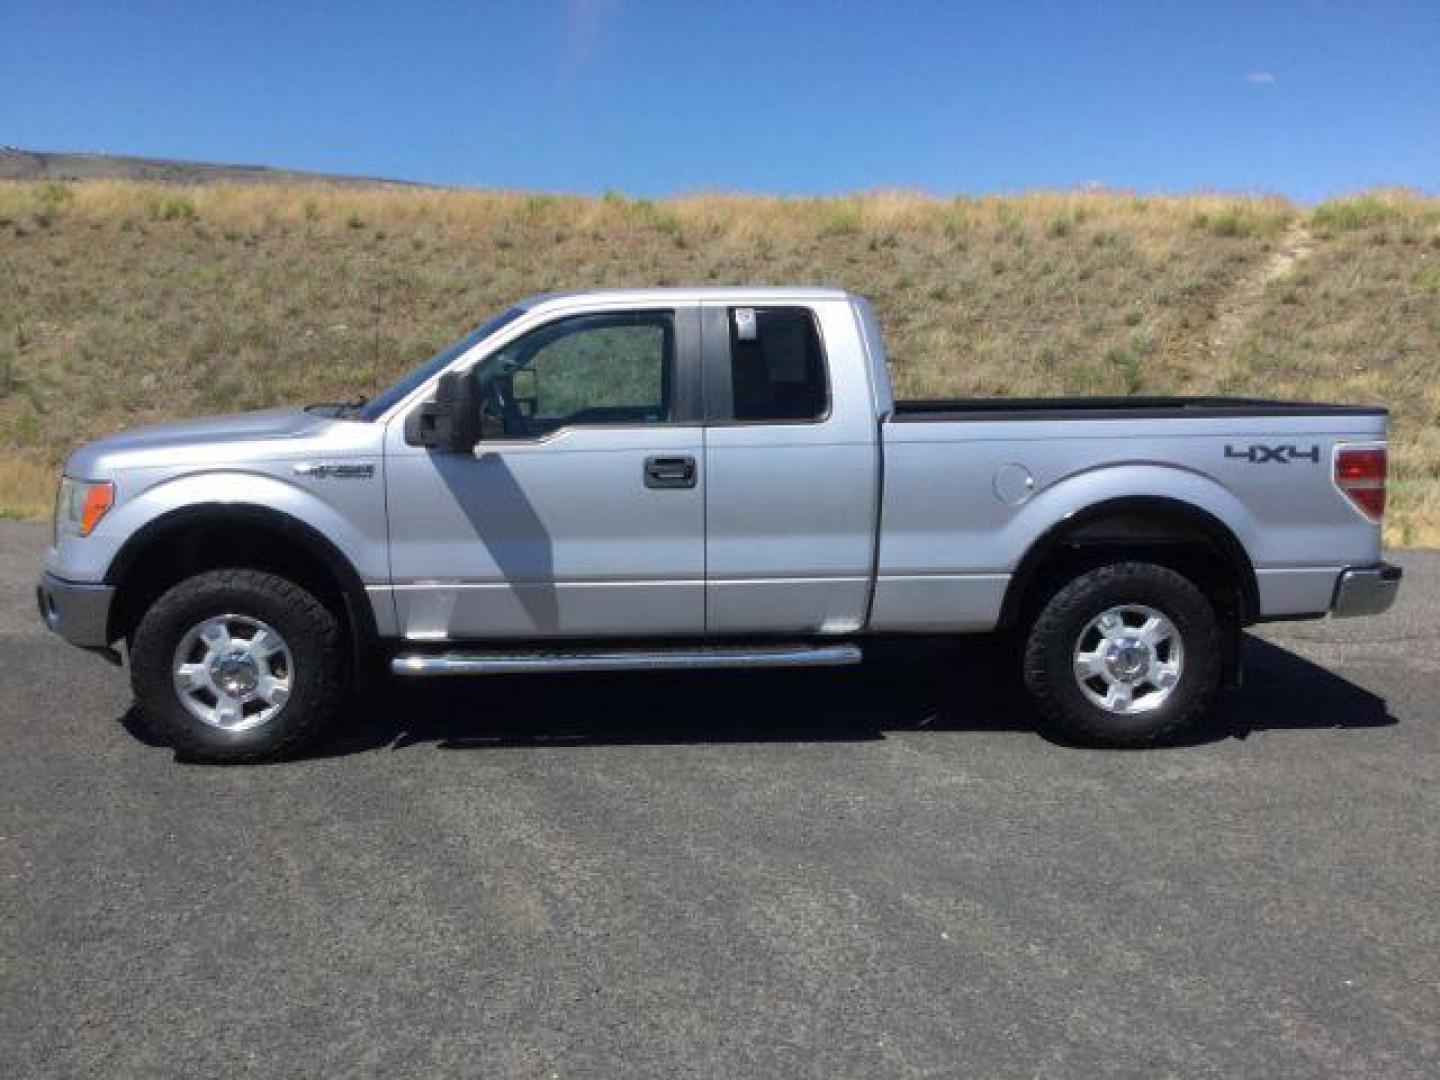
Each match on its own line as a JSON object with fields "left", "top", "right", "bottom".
{"left": 1224, "top": 444, "right": 1321, "bottom": 464}
{"left": 293, "top": 462, "right": 376, "bottom": 479}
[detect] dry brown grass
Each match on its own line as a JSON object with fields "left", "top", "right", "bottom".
{"left": 1, "top": 181, "right": 1435, "bottom": 543}
{"left": 1208, "top": 190, "right": 1440, "bottom": 545}
{"left": 0, "top": 455, "right": 54, "bottom": 520}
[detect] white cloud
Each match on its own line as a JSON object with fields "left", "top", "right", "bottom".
{"left": 1245, "top": 72, "right": 1277, "bottom": 85}
{"left": 567, "top": 0, "right": 621, "bottom": 69}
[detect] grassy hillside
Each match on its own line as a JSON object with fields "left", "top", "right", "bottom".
{"left": 0, "top": 147, "right": 409, "bottom": 188}
{"left": 1, "top": 181, "right": 1437, "bottom": 543}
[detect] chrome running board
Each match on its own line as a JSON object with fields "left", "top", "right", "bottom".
{"left": 391, "top": 643, "right": 862, "bottom": 676}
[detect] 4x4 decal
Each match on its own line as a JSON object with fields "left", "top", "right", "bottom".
{"left": 1224, "top": 444, "right": 1321, "bottom": 464}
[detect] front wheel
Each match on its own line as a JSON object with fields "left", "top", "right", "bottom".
{"left": 129, "top": 569, "right": 346, "bottom": 763}
{"left": 1022, "top": 561, "right": 1223, "bottom": 747}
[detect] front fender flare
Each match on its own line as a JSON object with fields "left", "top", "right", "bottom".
{"left": 101, "top": 470, "right": 390, "bottom": 639}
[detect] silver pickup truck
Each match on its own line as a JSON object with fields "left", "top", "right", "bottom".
{"left": 39, "top": 287, "right": 1400, "bottom": 761}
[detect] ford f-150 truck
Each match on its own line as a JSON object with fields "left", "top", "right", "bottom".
{"left": 39, "top": 288, "right": 1401, "bottom": 762}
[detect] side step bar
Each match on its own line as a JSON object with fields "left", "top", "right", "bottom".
{"left": 391, "top": 643, "right": 863, "bottom": 677}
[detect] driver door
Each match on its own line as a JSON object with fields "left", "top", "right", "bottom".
{"left": 384, "top": 306, "right": 705, "bottom": 640}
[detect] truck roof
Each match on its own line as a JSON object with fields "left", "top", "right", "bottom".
{"left": 518, "top": 286, "right": 852, "bottom": 313}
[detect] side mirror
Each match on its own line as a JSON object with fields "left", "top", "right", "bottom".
{"left": 403, "top": 371, "right": 482, "bottom": 451}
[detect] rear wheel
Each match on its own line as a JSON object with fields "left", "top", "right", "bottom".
{"left": 1022, "top": 561, "right": 1222, "bottom": 746}
{"left": 129, "top": 569, "right": 346, "bottom": 763}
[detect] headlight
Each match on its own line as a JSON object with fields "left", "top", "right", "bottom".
{"left": 55, "top": 477, "right": 115, "bottom": 540}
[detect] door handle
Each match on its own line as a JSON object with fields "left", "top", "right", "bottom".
{"left": 644, "top": 455, "right": 697, "bottom": 489}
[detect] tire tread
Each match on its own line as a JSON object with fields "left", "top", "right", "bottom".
{"left": 1022, "top": 561, "right": 1222, "bottom": 747}
{"left": 129, "top": 569, "right": 345, "bottom": 764}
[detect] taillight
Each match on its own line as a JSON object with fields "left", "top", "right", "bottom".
{"left": 1334, "top": 445, "right": 1386, "bottom": 521}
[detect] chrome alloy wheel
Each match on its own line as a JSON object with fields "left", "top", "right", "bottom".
{"left": 171, "top": 614, "right": 293, "bottom": 732}
{"left": 1072, "top": 604, "right": 1183, "bottom": 716}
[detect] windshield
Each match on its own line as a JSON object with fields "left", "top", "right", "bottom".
{"left": 355, "top": 306, "right": 525, "bottom": 421}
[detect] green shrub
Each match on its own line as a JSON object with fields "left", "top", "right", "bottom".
{"left": 38, "top": 182, "right": 73, "bottom": 212}
{"left": 1191, "top": 204, "right": 1288, "bottom": 239}
{"left": 0, "top": 344, "right": 15, "bottom": 397}
{"left": 1194, "top": 209, "right": 1245, "bottom": 237}
{"left": 820, "top": 203, "right": 862, "bottom": 237}
{"left": 159, "top": 196, "right": 196, "bottom": 222}
{"left": 523, "top": 194, "right": 557, "bottom": 219}
{"left": 1106, "top": 345, "right": 1144, "bottom": 393}
{"left": 1312, "top": 196, "right": 1401, "bottom": 232}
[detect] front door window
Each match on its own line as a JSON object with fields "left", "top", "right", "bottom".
{"left": 477, "top": 311, "right": 674, "bottom": 438}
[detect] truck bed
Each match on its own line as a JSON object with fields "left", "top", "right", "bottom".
{"left": 890, "top": 396, "right": 1387, "bottom": 422}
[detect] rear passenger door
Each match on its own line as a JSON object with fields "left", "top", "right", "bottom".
{"left": 700, "top": 302, "right": 879, "bottom": 634}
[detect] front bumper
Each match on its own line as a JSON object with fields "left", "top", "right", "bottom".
{"left": 1331, "top": 562, "right": 1402, "bottom": 618}
{"left": 37, "top": 571, "right": 116, "bottom": 648}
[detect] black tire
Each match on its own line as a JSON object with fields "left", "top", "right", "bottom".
{"left": 129, "top": 569, "right": 346, "bottom": 763}
{"left": 1022, "top": 561, "right": 1222, "bottom": 747}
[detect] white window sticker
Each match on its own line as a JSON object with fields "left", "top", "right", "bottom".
{"left": 734, "top": 307, "right": 757, "bottom": 341}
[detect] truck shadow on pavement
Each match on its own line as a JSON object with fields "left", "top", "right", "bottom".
{"left": 116, "top": 634, "right": 1395, "bottom": 759}
{"left": 281, "top": 634, "right": 1395, "bottom": 758}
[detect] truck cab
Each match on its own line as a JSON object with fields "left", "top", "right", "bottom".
{"left": 381, "top": 288, "right": 883, "bottom": 641}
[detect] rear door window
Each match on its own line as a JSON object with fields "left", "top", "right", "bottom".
{"left": 728, "top": 307, "right": 828, "bottom": 422}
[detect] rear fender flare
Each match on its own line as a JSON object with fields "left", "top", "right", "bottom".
{"left": 997, "top": 464, "right": 1261, "bottom": 626}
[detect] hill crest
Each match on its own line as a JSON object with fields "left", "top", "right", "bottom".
{"left": 0, "top": 147, "right": 412, "bottom": 188}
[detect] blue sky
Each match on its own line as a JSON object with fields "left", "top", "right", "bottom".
{"left": 2, "top": 1, "right": 1437, "bottom": 201}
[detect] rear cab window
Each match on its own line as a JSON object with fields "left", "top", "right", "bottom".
{"left": 726, "top": 307, "right": 829, "bottom": 422}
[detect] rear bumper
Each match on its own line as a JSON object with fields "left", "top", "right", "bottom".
{"left": 37, "top": 571, "right": 116, "bottom": 648}
{"left": 1331, "top": 562, "right": 1402, "bottom": 618}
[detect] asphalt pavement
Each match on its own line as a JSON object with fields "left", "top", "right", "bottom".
{"left": 2, "top": 522, "right": 1436, "bottom": 1078}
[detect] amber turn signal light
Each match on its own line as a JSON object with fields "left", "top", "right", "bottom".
{"left": 79, "top": 481, "right": 115, "bottom": 536}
